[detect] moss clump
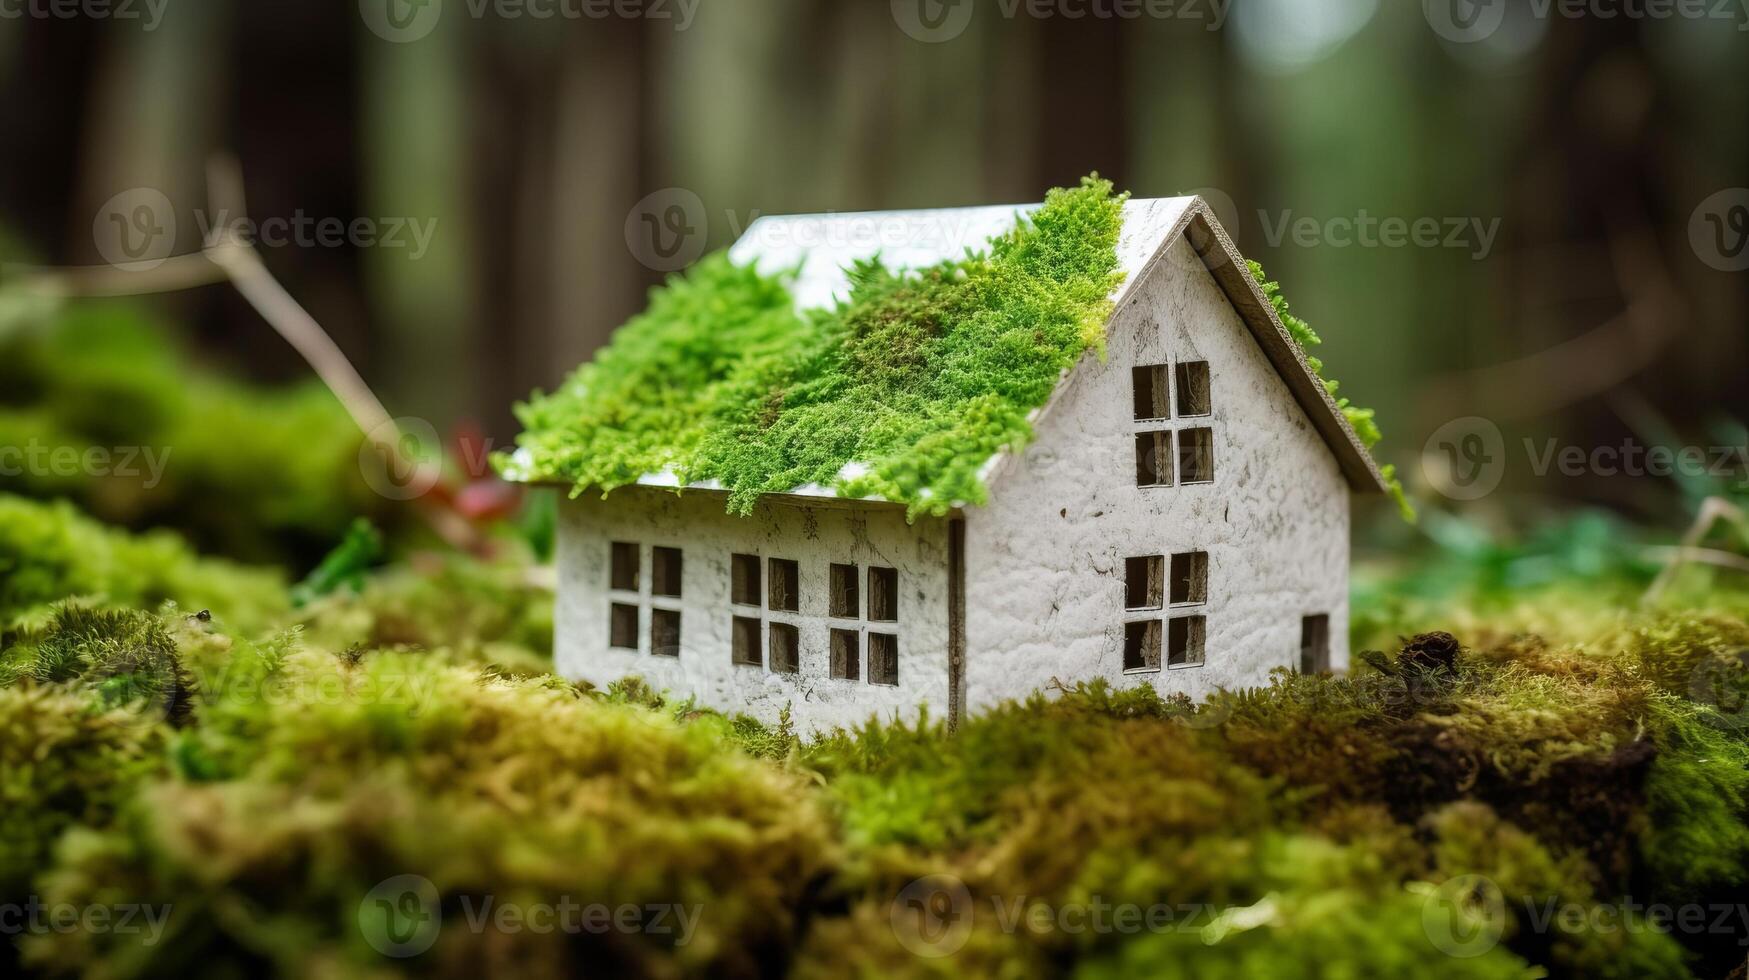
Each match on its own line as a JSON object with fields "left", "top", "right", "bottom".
{"left": 0, "top": 493, "right": 288, "bottom": 633}
{"left": 22, "top": 647, "right": 836, "bottom": 978}
{"left": 0, "top": 303, "right": 393, "bottom": 565}
{"left": 0, "top": 685, "right": 165, "bottom": 902}
{"left": 507, "top": 176, "right": 1127, "bottom": 517}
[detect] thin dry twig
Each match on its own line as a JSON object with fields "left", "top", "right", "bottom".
{"left": 1644, "top": 497, "right": 1748, "bottom": 604}
{"left": 4, "top": 154, "right": 481, "bottom": 552}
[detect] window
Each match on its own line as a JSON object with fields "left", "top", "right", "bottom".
{"left": 1124, "top": 621, "right": 1161, "bottom": 672}
{"left": 1132, "top": 364, "right": 1170, "bottom": 421}
{"left": 1168, "top": 616, "right": 1206, "bottom": 668}
{"left": 1131, "top": 358, "right": 1214, "bottom": 489}
{"left": 610, "top": 542, "right": 639, "bottom": 592}
{"left": 1178, "top": 427, "right": 1214, "bottom": 484}
{"left": 868, "top": 633, "right": 899, "bottom": 686}
{"left": 1135, "top": 431, "right": 1173, "bottom": 487}
{"left": 1125, "top": 556, "right": 1164, "bottom": 610}
{"left": 731, "top": 553, "right": 762, "bottom": 606}
{"left": 1300, "top": 615, "right": 1330, "bottom": 674}
{"left": 608, "top": 542, "right": 684, "bottom": 659}
{"left": 651, "top": 608, "right": 681, "bottom": 657}
{"left": 1175, "top": 361, "right": 1211, "bottom": 417}
{"left": 770, "top": 623, "right": 799, "bottom": 674}
{"left": 732, "top": 615, "right": 763, "bottom": 666}
{"left": 769, "top": 558, "right": 800, "bottom": 613}
{"left": 652, "top": 546, "right": 683, "bottom": 598}
{"left": 1123, "top": 550, "right": 1209, "bottom": 672}
{"left": 830, "top": 629, "right": 860, "bottom": 681}
{"left": 829, "top": 564, "right": 859, "bottom": 618}
{"left": 868, "top": 566, "right": 898, "bottom": 622}
{"left": 1169, "top": 551, "right": 1208, "bottom": 605}
{"left": 610, "top": 603, "right": 639, "bottom": 650}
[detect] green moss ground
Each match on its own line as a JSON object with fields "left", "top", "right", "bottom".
{"left": 4, "top": 494, "right": 1748, "bottom": 979}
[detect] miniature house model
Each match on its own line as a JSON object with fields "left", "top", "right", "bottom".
{"left": 527, "top": 196, "right": 1386, "bottom": 732}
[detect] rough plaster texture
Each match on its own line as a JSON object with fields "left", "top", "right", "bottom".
{"left": 964, "top": 234, "right": 1351, "bottom": 710}
{"left": 555, "top": 489, "right": 951, "bottom": 733}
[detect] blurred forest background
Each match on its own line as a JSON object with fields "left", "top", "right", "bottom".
{"left": 0, "top": 0, "right": 1745, "bottom": 556}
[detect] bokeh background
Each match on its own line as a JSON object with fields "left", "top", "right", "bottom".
{"left": 1, "top": 0, "right": 1746, "bottom": 569}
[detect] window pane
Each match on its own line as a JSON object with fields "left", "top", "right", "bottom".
{"left": 609, "top": 603, "right": 638, "bottom": 650}
{"left": 769, "top": 558, "right": 800, "bottom": 612}
{"left": 868, "top": 633, "right": 898, "bottom": 686}
{"left": 1132, "top": 364, "right": 1170, "bottom": 420}
{"left": 830, "top": 628, "right": 860, "bottom": 680}
{"left": 1169, "top": 551, "right": 1208, "bottom": 605}
{"left": 1135, "top": 431, "right": 1173, "bottom": 487}
{"left": 652, "top": 546, "right": 683, "bottom": 598}
{"left": 830, "top": 564, "right": 859, "bottom": 618}
{"left": 732, "top": 615, "right": 763, "bottom": 666}
{"left": 1175, "top": 361, "right": 1211, "bottom": 417}
{"left": 769, "top": 622, "right": 799, "bottom": 673}
{"left": 1125, "top": 556, "right": 1164, "bottom": 610}
{"left": 731, "top": 554, "right": 761, "bottom": 606}
{"left": 1124, "top": 620, "right": 1161, "bottom": 672}
{"left": 1178, "top": 427, "right": 1214, "bottom": 484}
{"left": 868, "top": 566, "right": 898, "bottom": 622}
{"left": 651, "top": 608, "right": 681, "bottom": 657}
{"left": 1300, "top": 615, "right": 1330, "bottom": 674}
{"left": 610, "top": 542, "right": 639, "bottom": 592}
{"left": 1168, "top": 615, "right": 1206, "bottom": 667}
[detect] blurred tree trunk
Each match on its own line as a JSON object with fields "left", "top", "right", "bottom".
{"left": 360, "top": 19, "right": 478, "bottom": 430}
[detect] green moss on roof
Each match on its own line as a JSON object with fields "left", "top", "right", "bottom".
{"left": 1248, "top": 260, "right": 1413, "bottom": 520}
{"left": 504, "top": 176, "right": 1127, "bottom": 517}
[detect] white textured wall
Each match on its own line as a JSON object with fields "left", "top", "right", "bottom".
{"left": 964, "top": 235, "right": 1351, "bottom": 710}
{"left": 555, "top": 489, "right": 952, "bottom": 733}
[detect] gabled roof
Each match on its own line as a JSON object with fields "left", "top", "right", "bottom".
{"left": 728, "top": 196, "right": 1385, "bottom": 494}
{"left": 510, "top": 190, "right": 1392, "bottom": 504}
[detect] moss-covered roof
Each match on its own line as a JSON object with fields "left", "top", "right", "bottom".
{"left": 502, "top": 176, "right": 1405, "bottom": 517}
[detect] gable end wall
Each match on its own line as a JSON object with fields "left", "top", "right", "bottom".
{"left": 962, "top": 235, "right": 1352, "bottom": 709}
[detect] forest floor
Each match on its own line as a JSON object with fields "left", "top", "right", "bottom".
{"left": 4, "top": 490, "right": 1749, "bottom": 980}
